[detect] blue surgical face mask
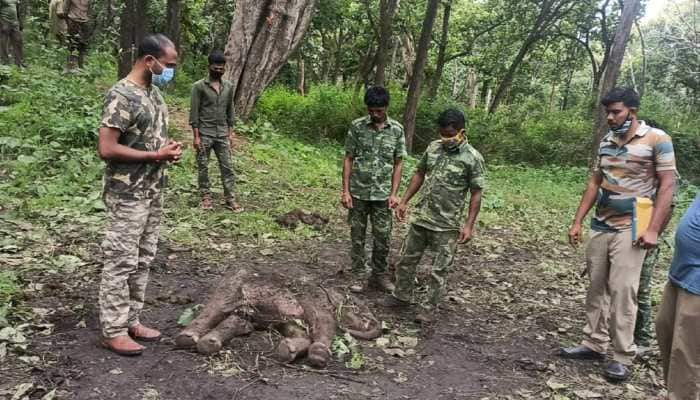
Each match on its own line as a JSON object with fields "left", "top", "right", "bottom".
{"left": 150, "top": 59, "right": 175, "bottom": 87}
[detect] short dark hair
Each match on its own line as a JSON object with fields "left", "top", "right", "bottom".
{"left": 136, "top": 34, "right": 175, "bottom": 60}
{"left": 437, "top": 108, "right": 466, "bottom": 130}
{"left": 364, "top": 86, "right": 390, "bottom": 107}
{"left": 208, "top": 50, "right": 226, "bottom": 65}
{"left": 601, "top": 87, "right": 640, "bottom": 109}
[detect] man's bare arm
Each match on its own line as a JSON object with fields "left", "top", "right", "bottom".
{"left": 98, "top": 127, "right": 181, "bottom": 162}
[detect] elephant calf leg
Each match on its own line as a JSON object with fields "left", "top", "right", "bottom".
{"left": 196, "top": 314, "right": 254, "bottom": 355}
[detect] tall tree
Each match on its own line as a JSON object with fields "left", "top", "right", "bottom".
{"left": 428, "top": 0, "right": 452, "bottom": 99}
{"left": 224, "top": 0, "right": 317, "bottom": 119}
{"left": 488, "top": 0, "right": 578, "bottom": 113}
{"left": 591, "top": 0, "right": 641, "bottom": 153}
{"left": 165, "top": 0, "right": 182, "bottom": 55}
{"left": 118, "top": 0, "right": 149, "bottom": 79}
{"left": 402, "top": 0, "right": 440, "bottom": 151}
{"left": 375, "top": 0, "right": 400, "bottom": 86}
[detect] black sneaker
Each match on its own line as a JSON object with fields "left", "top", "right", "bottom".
{"left": 380, "top": 296, "right": 411, "bottom": 308}
{"left": 367, "top": 274, "right": 395, "bottom": 293}
{"left": 604, "top": 361, "right": 631, "bottom": 382}
{"left": 559, "top": 345, "right": 606, "bottom": 360}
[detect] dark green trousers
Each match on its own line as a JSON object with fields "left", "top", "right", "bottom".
{"left": 196, "top": 135, "right": 236, "bottom": 201}
{"left": 348, "top": 198, "right": 392, "bottom": 275}
{"left": 393, "top": 224, "right": 457, "bottom": 307}
{"left": 634, "top": 244, "right": 661, "bottom": 346}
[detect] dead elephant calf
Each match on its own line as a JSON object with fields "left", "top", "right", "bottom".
{"left": 175, "top": 269, "right": 381, "bottom": 368}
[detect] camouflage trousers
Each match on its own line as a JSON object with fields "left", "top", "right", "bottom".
{"left": 66, "top": 19, "right": 89, "bottom": 56}
{"left": 393, "top": 224, "right": 457, "bottom": 307}
{"left": 348, "top": 198, "right": 392, "bottom": 275}
{"left": 197, "top": 135, "right": 236, "bottom": 201}
{"left": 99, "top": 192, "right": 163, "bottom": 338}
{"left": 0, "top": 21, "right": 23, "bottom": 66}
{"left": 634, "top": 244, "right": 661, "bottom": 346}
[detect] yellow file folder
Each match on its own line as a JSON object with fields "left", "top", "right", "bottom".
{"left": 632, "top": 197, "right": 654, "bottom": 242}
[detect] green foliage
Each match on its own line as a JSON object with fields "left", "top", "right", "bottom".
{"left": 0, "top": 271, "right": 19, "bottom": 313}
{"left": 254, "top": 84, "right": 362, "bottom": 142}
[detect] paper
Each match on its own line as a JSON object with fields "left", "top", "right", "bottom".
{"left": 632, "top": 197, "right": 654, "bottom": 241}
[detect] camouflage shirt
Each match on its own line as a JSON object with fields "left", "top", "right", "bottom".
{"left": 592, "top": 121, "right": 676, "bottom": 232}
{"left": 0, "top": 0, "right": 19, "bottom": 28}
{"left": 412, "top": 140, "right": 486, "bottom": 231}
{"left": 344, "top": 115, "right": 407, "bottom": 201}
{"left": 100, "top": 79, "right": 169, "bottom": 200}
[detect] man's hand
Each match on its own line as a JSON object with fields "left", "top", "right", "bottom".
{"left": 396, "top": 202, "right": 409, "bottom": 222}
{"left": 458, "top": 226, "right": 473, "bottom": 244}
{"left": 229, "top": 131, "right": 236, "bottom": 148}
{"left": 193, "top": 136, "right": 201, "bottom": 152}
{"left": 388, "top": 195, "right": 400, "bottom": 209}
{"left": 568, "top": 222, "right": 582, "bottom": 248}
{"left": 341, "top": 191, "right": 354, "bottom": 209}
{"left": 156, "top": 140, "right": 183, "bottom": 163}
{"left": 636, "top": 230, "right": 659, "bottom": 249}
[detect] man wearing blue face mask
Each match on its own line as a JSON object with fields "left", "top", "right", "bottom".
{"left": 97, "top": 33, "right": 182, "bottom": 356}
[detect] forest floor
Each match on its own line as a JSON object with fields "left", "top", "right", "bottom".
{"left": 0, "top": 107, "right": 672, "bottom": 400}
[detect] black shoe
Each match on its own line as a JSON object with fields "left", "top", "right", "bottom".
{"left": 380, "top": 296, "right": 411, "bottom": 308}
{"left": 604, "top": 361, "right": 631, "bottom": 382}
{"left": 559, "top": 345, "right": 606, "bottom": 360}
{"left": 367, "top": 274, "right": 395, "bottom": 293}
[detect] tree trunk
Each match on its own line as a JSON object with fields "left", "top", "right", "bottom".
{"left": 635, "top": 18, "right": 646, "bottom": 97}
{"left": 467, "top": 68, "right": 478, "bottom": 109}
{"left": 451, "top": 62, "right": 461, "bottom": 98}
{"left": 118, "top": 0, "right": 149, "bottom": 79}
{"left": 428, "top": 0, "right": 452, "bottom": 99}
{"left": 298, "top": 54, "right": 306, "bottom": 96}
{"left": 374, "top": 0, "right": 399, "bottom": 87}
{"left": 224, "top": 0, "right": 317, "bottom": 120}
{"left": 402, "top": 0, "right": 440, "bottom": 152}
{"left": 484, "top": 87, "right": 492, "bottom": 111}
{"left": 591, "top": 0, "right": 641, "bottom": 157}
{"left": 488, "top": 35, "right": 537, "bottom": 113}
{"left": 165, "top": 0, "right": 182, "bottom": 54}
{"left": 400, "top": 31, "right": 415, "bottom": 85}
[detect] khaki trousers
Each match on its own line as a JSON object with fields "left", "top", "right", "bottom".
{"left": 581, "top": 230, "right": 647, "bottom": 364}
{"left": 656, "top": 282, "right": 700, "bottom": 400}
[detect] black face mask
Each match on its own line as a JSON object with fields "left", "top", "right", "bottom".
{"left": 210, "top": 70, "right": 224, "bottom": 80}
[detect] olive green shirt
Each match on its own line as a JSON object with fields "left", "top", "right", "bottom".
{"left": 189, "top": 77, "right": 235, "bottom": 137}
{"left": 344, "top": 115, "right": 407, "bottom": 201}
{"left": 412, "top": 140, "right": 486, "bottom": 231}
{"left": 63, "top": 0, "right": 89, "bottom": 23}
{"left": 0, "top": 0, "right": 19, "bottom": 29}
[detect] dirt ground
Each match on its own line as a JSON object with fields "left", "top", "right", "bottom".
{"left": 0, "top": 108, "right": 667, "bottom": 399}
{"left": 0, "top": 220, "right": 667, "bottom": 400}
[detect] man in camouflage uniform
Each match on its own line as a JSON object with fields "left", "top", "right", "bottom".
{"left": 97, "top": 34, "right": 181, "bottom": 356}
{"left": 58, "top": 0, "right": 90, "bottom": 71}
{"left": 0, "top": 0, "right": 24, "bottom": 67}
{"left": 190, "top": 50, "right": 242, "bottom": 211}
{"left": 633, "top": 169, "right": 679, "bottom": 350}
{"left": 386, "top": 109, "right": 485, "bottom": 323}
{"left": 342, "top": 86, "right": 406, "bottom": 293}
